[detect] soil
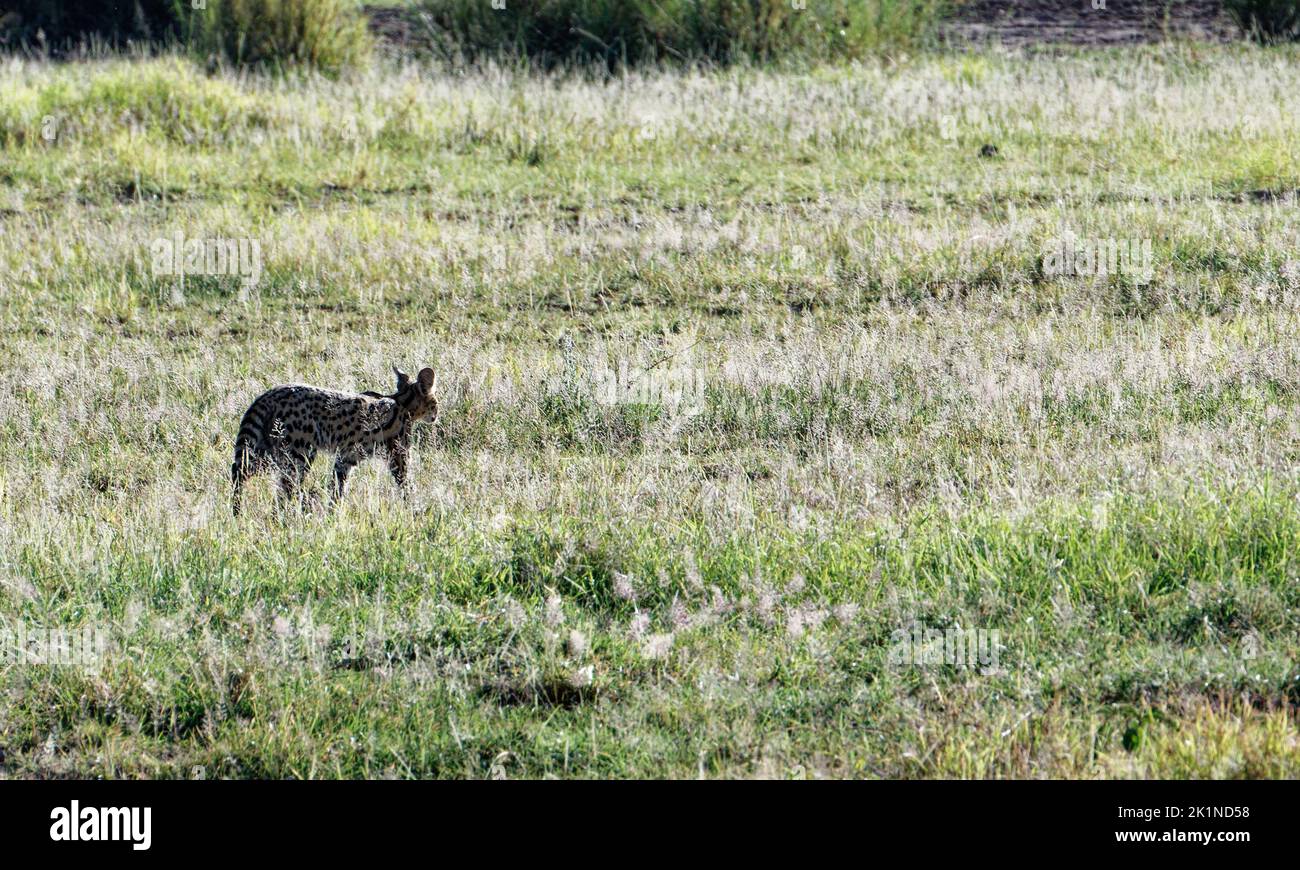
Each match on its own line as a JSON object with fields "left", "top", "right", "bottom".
{"left": 365, "top": 5, "right": 431, "bottom": 52}
{"left": 942, "top": 0, "right": 1241, "bottom": 47}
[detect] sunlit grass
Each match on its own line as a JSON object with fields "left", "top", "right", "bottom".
{"left": 1, "top": 45, "right": 1299, "bottom": 777}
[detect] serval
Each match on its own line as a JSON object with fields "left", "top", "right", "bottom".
{"left": 231, "top": 366, "right": 438, "bottom": 515}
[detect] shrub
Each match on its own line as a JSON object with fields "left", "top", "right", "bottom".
{"left": 418, "top": 0, "right": 947, "bottom": 68}
{"left": 187, "top": 0, "right": 373, "bottom": 74}
{"left": 1226, "top": 0, "right": 1300, "bottom": 42}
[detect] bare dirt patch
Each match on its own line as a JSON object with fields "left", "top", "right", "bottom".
{"left": 944, "top": 0, "right": 1240, "bottom": 47}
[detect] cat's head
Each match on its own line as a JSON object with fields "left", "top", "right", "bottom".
{"left": 392, "top": 365, "right": 438, "bottom": 423}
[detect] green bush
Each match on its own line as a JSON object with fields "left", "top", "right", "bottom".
{"left": 1226, "top": 0, "right": 1300, "bottom": 42}
{"left": 187, "top": 0, "right": 373, "bottom": 73}
{"left": 419, "top": 0, "right": 946, "bottom": 68}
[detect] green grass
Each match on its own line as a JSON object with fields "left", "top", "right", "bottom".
{"left": 2, "top": 45, "right": 1300, "bottom": 777}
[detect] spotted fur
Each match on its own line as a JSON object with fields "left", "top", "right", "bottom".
{"left": 231, "top": 366, "right": 438, "bottom": 515}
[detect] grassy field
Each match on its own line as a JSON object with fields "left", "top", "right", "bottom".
{"left": 2, "top": 44, "right": 1300, "bottom": 778}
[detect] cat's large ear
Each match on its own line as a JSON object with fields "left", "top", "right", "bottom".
{"left": 393, "top": 366, "right": 411, "bottom": 390}
{"left": 417, "top": 367, "right": 436, "bottom": 392}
